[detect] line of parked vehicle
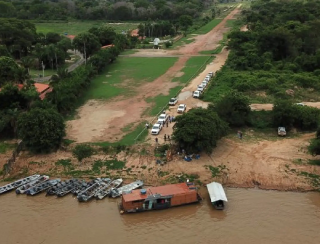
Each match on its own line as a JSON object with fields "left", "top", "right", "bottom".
{"left": 193, "top": 71, "right": 214, "bottom": 98}
{"left": 150, "top": 71, "right": 214, "bottom": 135}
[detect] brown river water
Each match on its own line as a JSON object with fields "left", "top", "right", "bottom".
{"left": 1, "top": 187, "right": 320, "bottom": 244}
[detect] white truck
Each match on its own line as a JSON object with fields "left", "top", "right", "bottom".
{"left": 157, "top": 113, "right": 168, "bottom": 124}
{"left": 193, "top": 90, "right": 201, "bottom": 98}
{"left": 151, "top": 123, "right": 162, "bottom": 135}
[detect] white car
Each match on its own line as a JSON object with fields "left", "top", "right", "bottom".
{"left": 295, "top": 103, "right": 305, "bottom": 106}
{"left": 157, "top": 113, "right": 168, "bottom": 124}
{"left": 151, "top": 123, "right": 162, "bottom": 135}
{"left": 208, "top": 72, "right": 214, "bottom": 77}
{"left": 193, "top": 90, "right": 201, "bottom": 98}
{"left": 177, "top": 104, "right": 187, "bottom": 113}
{"left": 201, "top": 81, "right": 208, "bottom": 87}
{"left": 197, "top": 84, "right": 205, "bottom": 92}
{"left": 204, "top": 77, "right": 210, "bottom": 82}
{"left": 168, "top": 98, "right": 178, "bottom": 106}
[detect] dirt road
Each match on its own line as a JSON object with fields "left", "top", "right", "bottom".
{"left": 66, "top": 6, "right": 242, "bottom": 143}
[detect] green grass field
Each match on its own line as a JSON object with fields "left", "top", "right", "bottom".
{"left": 81, "top": 57, "right": 178, "bottom": 102}
{"left": 34, "top": 21, "right": 138, "bottom": 35}
{"left": 194, "top": 19, "right": 222, "bottom": 35}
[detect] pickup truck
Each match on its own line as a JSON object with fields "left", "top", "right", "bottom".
{"left": 157, "top": 113, "right": 168, "bottom": 124}
{"left": 168, "top": 98, "right": 178, "bottom": 106}
{"left": 193, "top": 90, "right": 201, "bottom": 98}
{"left": 151, "top": 123, "right": 162, "bottom": 135}
{"left": 278, "top": 127, "right": 286, "bottom": 136}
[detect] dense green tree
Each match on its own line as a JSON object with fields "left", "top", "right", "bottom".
{"left": 272, "top": 99, "right": 296, "bottom": 128}
{"left": 308, "top": 127, "right": 320, "bottom": 155}
{"left": 0, "top": 56, "right": 21, "bottom": 85}
{"left": 179, "top": 15, "right": 193, "bottom": 33}
{"left": 210, "top": 91, "right": 251, "bottom": 127}
{"left": 0, "top": 45, "right": 10, "bottom": 57}
{"left": 17, "top": 108, "right": 65, "bottom": 153}
{"left": 0, "top": 19, "right": 37, "bottom": 58}
{"left": 88, "top": 27, "right": 117, "bottom": 46}
{"left": 172, "top": 108, "right": 228, "bottom": 154}
{"left": 73, "top": 33, "right": 101, "bottom": 60}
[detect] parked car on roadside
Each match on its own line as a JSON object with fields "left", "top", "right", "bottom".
{"left": 295, "top": 103, "right": 305, "bottom": 106}
{"left": 157, "top": 113, "right": 168, "bottom": 124}
{"left": 197, "top": 84, "right": 205, "bottom": 92}
{"left": 201, "top": 81, "right": 208, "bottom": 87}
{"left": 278, "top": 127, "right": 286, "bottom": 136}
{"left": 193, "top": 90, "right": 201, "bottom": 98}
{"left": 177, "top": 104, "right": 187, "bottom": 113}
{"left": 208, "top": 71, "right": 214, "bottom": 77}
{"left": 168, "top": 97, "right": 178, "bottom": 106}
{"left": 151, "top": 123, "right": 163, "bottom": 135}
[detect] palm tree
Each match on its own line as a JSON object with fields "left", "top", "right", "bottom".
{"left": 20, "top": 56, "right": 34, "bottom": 75}
{"left": 49, "top": 68, "right": 69, "bottom": 87}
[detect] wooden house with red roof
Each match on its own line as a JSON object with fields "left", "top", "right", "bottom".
{"left": 120, "top": 182, "right": 201, "bottom": 213}
{"left": 0, "top": 83, "right": 52, "bottom": 100}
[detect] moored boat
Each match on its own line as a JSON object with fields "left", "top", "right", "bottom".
{"left": 110, "top": 180, "right": 144, "bottom": 198}
{"left": 0, "top": 174, "right": 40, "bottom": 195}
{"left": 72, "top": 179, "right": 96, "bottom": 196}
{"left": 46, "top": 179, "right": 77, "bottom": 196}
{"left": 56, "top": 179, "right": 82, "bottom": 197}
{"left": 26, "top": 179, "right": 61, "bottom": 196}
{"left": 119, "top": 182, "right": 201, "bottom": 213}
{"left": 206, "top": 182, "right": 228, "bottom": 210}
{"left": 77, "top": 179, "right": 110, "bottom": 202}
{"left": 95, "top": 178, "right": 123, "bottom": 200}
{"left": 16, "top": 175, "right": 49, "bottom": 194}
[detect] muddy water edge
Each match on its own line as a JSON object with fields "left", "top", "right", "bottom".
{"left": 1, "top": 186, "right": 320, "bottom": 244}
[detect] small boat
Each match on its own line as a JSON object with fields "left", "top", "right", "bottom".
{"left": 77, "top": 180, "right": 110, "bottom": 202}
{"left": 95, "top": 178, "right": 123, "bottom": 200}
{"left": 26, "top": 179, "right": 61, "bottom": 196}
{"left": 16, "top": 175, "right": 49, "bottom": 194}
{"left": 110, "top": 180, "right": 144, "bottom": 198}
{"left": 56, "top": 179, "right": 82, "bottom": 197}
{"left": 72, "top": 180, "right": 96, "bottom": 196}
{"left": 206, "top": 182, "right": 228, "bottom": 210}
{"left": 46, "top": 179, "right": 78, "bottom": 196}
{"left": 0, "top": 174, "right": 40, "bottom": 195}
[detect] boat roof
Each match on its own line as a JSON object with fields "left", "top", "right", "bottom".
{"left": 122, "top": 183, "right": 196, "bottom": 202}
{"left": 206, "top": 182, "right": 228, "bottom": 202}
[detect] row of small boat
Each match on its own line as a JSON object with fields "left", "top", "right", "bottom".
{"left": 0, "top": 174, "right": 144, "bottom": 202}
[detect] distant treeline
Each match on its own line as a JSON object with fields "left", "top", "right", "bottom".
{"left": 0, "top": 0, "right": 221, "bottom": 21}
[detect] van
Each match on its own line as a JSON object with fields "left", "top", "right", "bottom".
{"left": 193, "top": 90, "right": 201, "bottom": 98}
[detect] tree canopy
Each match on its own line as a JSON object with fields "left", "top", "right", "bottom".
{"left": 172, "top": 108, "right": 228, "bottom": 154}
{"left": 17, "top": 108, "right": 65, "bottom": 153}
{"left": 210, "top": 91, "right": 251, "bottom": 127}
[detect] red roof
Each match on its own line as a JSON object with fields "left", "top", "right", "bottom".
{"left": 0, "top": 83, "right": 51, "bottom": 100}
{"left": 66, "top": 35, "right": 76, "bottom": 40}
{"left": 122, "top": 183, "right": 195, "bottom": 202}
{"left": 101, "top": 44, "right": 115, "bottom": 49}
{"left": 34, "top": 83, "right": 50, "bottom": 93}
